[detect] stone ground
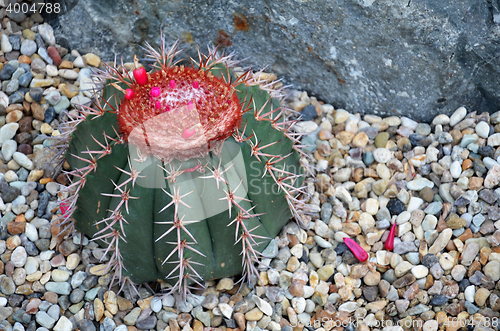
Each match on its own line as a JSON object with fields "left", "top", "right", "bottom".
{"left": 0, "top": 4, "right": 500, "bottom": 331}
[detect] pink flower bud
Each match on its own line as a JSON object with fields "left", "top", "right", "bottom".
{"left": 150, "top": 86, "right": 161, "bottom": 97}
{"left": 133, "top": 67, "right": 148, "bottom": 85}
{"left": 124, "top": 89, "right": 134, "bottom": 100}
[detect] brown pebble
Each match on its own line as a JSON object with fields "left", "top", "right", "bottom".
{"left": 446, "top": 240, "right": 457, "bottom": 251}
{"left": 23, "top": 101, "right": 30, "bottom": 113}
{"left": 449, "top": 129, "right": 463, "bottom": 145}
{"left": 436, "top": 217, "right": 448, "bottom": 232}
{"left": 336, "top": 131, "right": 355, "bottom": 145}
{"left": 287, "top": 234, "right": 299, "bottom": 247}
{"left": 318, "top": 128, "right": 333, "bottom": 140}
{"left": 233, "top": 312, "right": 245, "bottom": 331}
{"left": 18, "top": 55, "right": 31, "bottom": 64}
{"left": 16, "top": 132, "right": 32, "bottom": 145}
{"left": 479, "top": 246, "right": 491, "bottom": 265}
{"left": 462, "top": 159, "right": 472, "bottom": 170}
{"left": 15, "top": 214, "right": 26, "bottom": 223}
{"left": 26, "top": 298, "right": 41, "bottom": 314}
{"left": 425, "top": 274, "right": 434, "bottom": 289}
{"left": 393, "top": 273, "right": 416, "bottom": 288}
{"left": 47, "top": 46, "right": 61, "bottom": 66}
{"left": 31, "top": 103, "right": 45, "bottom": 121}
{"left": 332, "top": 123, "right": 345, "bottom": 135}
{"left": 467, "top": 260, "right": 481, "bottom": 277}
{"left": 419, "top": 186, "right": 434, "bottom": 202}
{"left": 458, "top": 228, "right": 472, "bottom": 242}
{"left": 7, "top": 221, "right": 25, "bottom": 235}
{"left": 6, "top": 110, "right": 23, "bottom": 123}
{"left": 43, "top": 291, "right": 58, "bottom": 304}
{"left": 18, "top": 144, "right": 33, "bottom": 155}
{"left": 59, "top": 83, "right": 79, "bottom": 98}
{"left": 446, "top": 213, "right": 466, "bottom": 229}
{"left": 59, "top": 60, "right": 74, "bottom": 69}
{"left": 289, "top": 281, "right": 304, "bottom": 297}
{"left": 53, "top": 173, "right": 67, "bottom": 186}
{"left": 468, "top": 177, "right": 484, "bottom": 190}
{"left": 6, "top": 104, "right": 24, "bottom": 113}
{"left": 39, "top": 178, "right": 53, "bottom": 185}
{"left": 352, "top": 168, "right": 364, "bottom": 182}
{"left": 403, "top": 282, "right": 420, "bottom": 300}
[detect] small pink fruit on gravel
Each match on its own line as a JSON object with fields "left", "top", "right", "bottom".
{"left": 344, "top": 237, "right": 368, "bottom": 262}
{"left": 385, "top": 223, "right": 397, "bottom": 251}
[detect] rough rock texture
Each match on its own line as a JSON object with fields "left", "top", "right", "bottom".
{"left": 49, "top": 0, "right": 500, "bottom": 122}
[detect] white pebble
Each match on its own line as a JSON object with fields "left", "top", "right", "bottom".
{"left": 334, "top": 109, "right": 350, "bottom": 124}
{"left": 432, "top": 114, "right": 450, "bottom": 125}
{"left": 46, "top": 65, "right": 59, "bottom": 77}
{"left": 0, "top": 123, "right": 19, "bottom": 144}
{"left": 316, "top": 159, "right": 328, "bottom": 172}
{"left": 488, "top": 133, "right": 500, "bottom": 146}
{"left": 46, "top": 182, "right": 60, "bottom": 195}
{"left": 38, "top": 24, "right": 56, "bottom": 45}
{"left": 401, "top": 116, "right": 418, "bottom": 130}
{"left": 475, "top": 121, "right": 490, "bottom": 138}
{"left": 292, "top": 297, "right": 306, "bottom": 314}
{"left": 11, "top": 246, "right": 27, "bottom": 267}
{"left": 293, "top": 121, "right": 318, "bottom": 134}
{"left": 25, "top": 256, "right": 39, "bottom": 275}
{"left": 13, "top": 152, "right": 33, "bottom": 170}
{"left": 70, "top": 95, "right": 92, "bottom": 107}
{"left": 407, "top": 177, "right": 434, "bottom": 190}
{"left": 449, "top": 106, "right": 467, "bottom": 126}
{"left": 58, "top": 69, "right": 79, "bottom": 80}
{"left": 4, "top": 170, "right": 18, "bottom": 182}
{"left": 150, "top": 298, "right": 162, "bottom": 313}
{"left": 373, "top": 148, "right": 392, "bottom": 163}
{"left": 407, "top": 197, "right": 423, "bottom": 213}
{"left": 1, "top": 34, "right": 12, "bottom": 53}
{"left": 2, "top": 140, "right": 17, "bottom": 162}
{"left": 25, "top": 223, "right": 38, "bottom": 242}
{"left": 464, "top": 285, "right": 475, "bottom": 302}
{"left": 450, "top": 161, "right": 462, "bottom": 178}
{"left": 411, "top": 265, "right": 429, "bottom": 279}
{"left": 162, "top": 295, "right": 175, "bottom": 307}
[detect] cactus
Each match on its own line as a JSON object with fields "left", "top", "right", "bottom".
{"left": 56, "top": 38, "right": 310, "bottom": 296}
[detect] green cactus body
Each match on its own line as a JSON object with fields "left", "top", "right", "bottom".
{"left": 59, "top": 42, "right": 307, "bottom": 294}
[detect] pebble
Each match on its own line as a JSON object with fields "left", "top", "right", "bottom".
{"left": 373, "top": 148, "right": 392, "bottom": 163}
{"left": 449, "top": 107, "right": 467, "bottom": 126}
{"left": 20, "top": 40, "right": 37, "bottom": 56}
{"left": 407, "top": 177, "right": 434, "bottom": 191}
{"left": 38, "top": 24, "right": 56, "bottom": 46}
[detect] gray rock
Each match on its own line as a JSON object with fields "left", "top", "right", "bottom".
{"left": 100, "top": 317, "right": 115, "bottom": 331}
{"left": 0, "top": 306, "right": 13, "bottom": 321}
{"left": 135, "top": 316, "right": 157, "bottom": 330}
{"left": 53, "top": 0, "right": 500, "bottom": 121}
{"left": 36, "top": 311, "right": 56, "bottom": 329}
{"left": 45, "top": 282, "right": 71, "bottom": 295}
{"left": 20, "top": 40, "right": 37, "bottom": 57}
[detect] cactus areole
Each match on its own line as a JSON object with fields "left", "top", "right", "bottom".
{"left": 59, "top": 40, "right": 308, "bottom": 295}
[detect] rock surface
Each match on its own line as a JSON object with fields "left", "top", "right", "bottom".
{"left": 50, "top": 0, "right": 500, "bottom": 121}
